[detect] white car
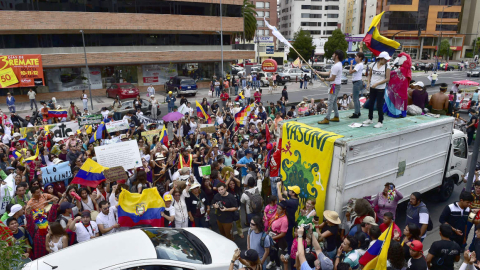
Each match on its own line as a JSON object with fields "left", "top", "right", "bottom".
{"left": 237, "top": 67, "right": 261, "bottom": 77}
{"left": 22, "top": 227, "right": 237, "bottom": 270}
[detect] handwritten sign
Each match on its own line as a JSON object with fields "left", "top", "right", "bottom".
{"left": 104, "top": 166, "right": 127, "bottom": 184}
{"left": 199, "top": 124, "right": 216, "bottom": 133}
{"left": 95, "top": 140, "right": 142, "bottom": 170}
{"left": 41, "top": 162, "right": 72, "bottom": 184}
{"left": 142, "top": 129, "right": 160, "bottom": 144}
{"left": 105, "top": 119, "right": 129, "bottom": 133}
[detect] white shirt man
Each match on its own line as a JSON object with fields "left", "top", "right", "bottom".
{"left": 96, "top": 203, "right": 118, "bottom": 236}
{"left": 70, "top": 212, "right": 99, "bottom": 243}
{"left": 244, "top": 86, "right": 251, "bottom": 98}
{"left": 147, "top": 85, "right": 155, "bottom": 96}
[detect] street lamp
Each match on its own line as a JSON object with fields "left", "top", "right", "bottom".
{"left": 435, "top": 5, "right": 452, "bottom": 70}
{"left": 220, "top": 0, "right": 224, "bottom": 79}
{"left": 80, "top": 30, "right": 93, "bottom": 111}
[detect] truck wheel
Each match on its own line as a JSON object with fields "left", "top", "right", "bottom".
{"left": 439, "top": 178, "right": 455, "bottom": 202}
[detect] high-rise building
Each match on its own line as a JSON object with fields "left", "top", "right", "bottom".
{"left": 253, "top": 0, "right": 284, "bottom": 64}
{"left": 460, "top": 0, "right": 480, "bottom": 58}
{"left": 371, "top": 0, "right": 464, "bottom": 60}
{"left": 278, "top": 0, "right": 345, "bottom": 41}
{"left": 345, "top": 0, "right": 362, "bottom": 35}
{"left": 0, "top": 0, "right": 254, "bottom": 93}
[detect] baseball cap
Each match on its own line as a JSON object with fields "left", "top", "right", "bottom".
{"left": 164, "top": 194, "right": 173, "bottom": 202}
{"left": 60, "top": 202, "right": 75, "bottom": 211}
{"left": 240, "top": 249, "right": 259, "bottom": 261}
{"left": 81, "top": 210, "right": 91, "bottom": 218}
{"left": 412, "top": 81, "right": 424, "bottom": 88}
{"left": 378, "top": 51, "right": 391, "bottom": 60}
{"left": 245, "top": 149, "right": 252, "bottom": 155}
{"left": 362, "top": 216, "right": 378, "bottom": 226}
{"left": 288, "top": 185, "right": 300, "bottom": 195}
{"left": 408, "top": 240, "right": 423, "bottom": 252}
{"left": 8, "top": 204, "right": 22, "bottom": 217}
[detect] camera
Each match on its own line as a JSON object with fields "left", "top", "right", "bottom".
{"left": 299, "top": 224, "right": 311, "bottom": 231}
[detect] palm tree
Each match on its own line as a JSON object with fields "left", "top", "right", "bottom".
{"left": 242, "top": 0, "right": 257, "bottom": 42}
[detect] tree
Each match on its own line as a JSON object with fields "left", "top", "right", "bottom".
{"left": 242, "top": 0, "right": 257, "bottom": 42}
{"left": 438, "top": 39, "right": 450, "bottom": 59}
{"left": 324, "top": 29, "right": 348, "bottom": 59}
{"left": 287, "top": 29, "right": 315, "bottom": 62}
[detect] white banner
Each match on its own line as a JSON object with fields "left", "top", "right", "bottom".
{"left": 47, "top": 122, "right": 80, "bottom": 139}
{"left": 105, "top": 119, "right": 129, "bottom": 133}
{"left": 137, "top": 114, "right": 164, "bottom": 125}
{"left": 95, "top": 140, "right": 142, "bottom": 170}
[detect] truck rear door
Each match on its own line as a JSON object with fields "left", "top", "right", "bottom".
{"left": 446, "top": 135, "right": 468, "bottom": 183}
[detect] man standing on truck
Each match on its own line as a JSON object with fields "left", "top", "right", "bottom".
{"left": 439, "top": 191, "right": 480, "bottom": 251}
{"left": 429, "top": 83, "right": 450, "bottom": 115}
{"left": 276, "top": 182, "right": 300, "bottom": 250}
{"left": 317, "top": 50, "right": 344, "bottom": 125}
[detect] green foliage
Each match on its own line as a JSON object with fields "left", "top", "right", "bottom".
{"left": 324, "top": 29, "right": 348, "bottom": 59}
{"left": 0, "top": 239, "right": 31, "bottom": 270}
{"left": 242, "top": 0, "right": 257, "bottom": 42}
{"left": 287, "top": 29, "right": 315, "bottom": 62}
{"left": 438, "top": 39, "right": 451, "bottom": 59}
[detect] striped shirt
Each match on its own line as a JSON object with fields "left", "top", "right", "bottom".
{"left": 27, "top": 193, "right": 54, "bottom": 210}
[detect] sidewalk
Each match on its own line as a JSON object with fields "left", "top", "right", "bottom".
{"left": 0, "top": 80, "right": 328, "bottom": 118}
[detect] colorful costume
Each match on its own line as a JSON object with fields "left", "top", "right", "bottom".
{"left": 383, "top": 53, "right": 412, "bottom": 118}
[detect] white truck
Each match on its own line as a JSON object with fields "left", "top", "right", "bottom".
{"left": 280, "top": 111, "right": 468, "bottom": 216}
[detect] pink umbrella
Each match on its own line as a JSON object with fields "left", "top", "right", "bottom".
{"left": 162, "top": 111, "right": 184, "bottom": 122}
{"left": 452, "top": 80, "right": 480, "bottom": 86}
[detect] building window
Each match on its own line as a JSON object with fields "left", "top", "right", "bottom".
{"left": 437, "top": 12, "right": 460, "bottom": 19}
{"left": 386, "top": 0, "right": 412, "bottom": 4}
{"left": 325, "top": 22, "right": 337, "bottom": 26}
{"left": 301, "top": 22, "right": 319, "bottom": 26}
{"left": 301, "top": 13, "right": 322, "bottom": 18}
{"left": 257, "top": 11, "right": 264, "bottom": 17}
{"left": 326, "top": 14, "right": 339, "bottom": 18}
{"left": 325, "top": 5, "right": 339, "bottom": 10}
{"left": 290, "top": 7, "right": 291, "bottom": 11}
{"left": 265, "top": 2, "right": 270, "bottom": 8}
{"left": 310, "top": 31, "right": 321, "bottom": 35}
{"left": 257, "top": 20, "right": 265, "bottom": 27}
{"left": 257, "top": 30, "right": 265, "bottom": 36}
{"left": 265, "top": 11, "right": 270, "bottom": 18}
{"left": 289, "top": 23, "right": 291, "bottom": 27}
{"left": 256, "top": 2, "right": 264, "bottom": 8}
{"left": 436, "top": 24, "right": 458, "bottom": 31}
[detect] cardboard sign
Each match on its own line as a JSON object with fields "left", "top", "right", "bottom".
{"left": 78, "top": 114, "right": 103, "bottom": 126}
{"left": 41, "top": 162, "right": 73, "bottom": 184}
{"left": 199, "top": 124, "right": 216, "bottom": 133}
{"left": 95, "top": 140, "right": 142, "bottom": 170}
{"left": 104, "top": 166, "right": 127, "bottom": 183}
{"left": 105, "top": 119, "right": 129, "bottom": 133}
{"left": 142, "top": 129, "right": 160, "bottom": 144}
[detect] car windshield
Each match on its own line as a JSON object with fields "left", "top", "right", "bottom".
{"left": 141, "top": 228, "right": 204, "bottom": 265}
{"left": 181, "top": 79, "right": 196, "bottom": 85}
{"left": 119, "top": 84, "right": 135, "bottom": 89}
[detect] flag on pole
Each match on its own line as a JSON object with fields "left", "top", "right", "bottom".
{"left": 360, "top": 223, "right": 393, "bottom": 269}
{"left": 265, "top": 124, "right": 271, "bottom": 143}
{"left": 89, "top": 122, "right": 106, "bottom": 143}
{"left": 159, "top": 125, "right": 169, "bottom": 146}
{"left": 363, "top": 12, "right": 400, "bottom": 57}
{"left": 264, "top": 17, "right": 292, "bottom": 48}
{"left": 293, "top": 57, "right": 301, "bottom": 68}
{"left": 71, "top": 158, "right": 108, "bottom": 187}
{"left": 235, "top": 104, "right": 255, "bottom": 127}
{"left": 196, "top": 101, "right": 212, "bottom": 124}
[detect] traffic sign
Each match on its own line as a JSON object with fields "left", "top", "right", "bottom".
{"left": 469, "top": 62, "right": 477, "bottom": 69}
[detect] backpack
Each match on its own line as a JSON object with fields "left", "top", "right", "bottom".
{"left": 246, "top": 188, "right": 263, "bottom": 213}
{"left": 248, "top": 228, "right": 274, "bottom": 248}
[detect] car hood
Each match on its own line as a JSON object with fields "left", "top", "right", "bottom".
{"left": 182, "top": 227, "right": 237, "bottom": 266}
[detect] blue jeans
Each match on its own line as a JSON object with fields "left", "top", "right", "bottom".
{"left": 114, "top": 112, "right": 122, "bottom": 121}
{"left": 325, "top": 85, "right": 341, "bottom": 120}
{"left": 352, "top": 80, "right": 363, "bottom": 115}
{"left": 168, "top": 106, "right": 174, "bottom": 113}
{"left": 235, "top": 85, "right": 239, "bottom": 95}
{"left": 215, "top": 87, "right": 220, "bottom": 97}
{"left": 30, "top": 99, "right": 37, "bottom": 110}
{"left": 431, "top": 80, "right": 436, "bottom": 87}
{"left": 242, "top": 80, "right": 246, "bottom": 88}
{"left": 270, "top": 177, "right": 279, "bottom": 199}
{"left": 8, "top": 105, "right": 15, "bottom": 113}
{"left": 300, "top": 81, "right": 303, "bottom": 89}
{"left": 326, "top": 249, "right": 337, "bottom": 260}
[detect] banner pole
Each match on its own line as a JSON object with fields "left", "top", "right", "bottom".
{"left": 290, "top": 46, "right": 329, "bottom": 87}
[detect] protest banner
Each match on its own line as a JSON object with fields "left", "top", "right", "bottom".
{"left": 102, "top": 138, "right": 120, "bottom": 145}
{"left": 105, "top": 119, "right": 129, "bottom": 133}
{"left": 1, "top": 174, "right": 14, "bottom": 215}
{"left": 78, "top": 114, "right": 103, "bottom": 126}
{"left": 20, "top": 122, "right": 79, "bottom": 145}
{"left": 104, "top": 166, "right": 127, "bottom": 184}
{"left": 41, "top": 162, "right": 73, "bottom": 184}
{"left": 95, "top": 140, "right": 142, "bottom": 170}
{"left": 199, "top": 165, "right": 211, "bottom": 177}
{"left": 142, "top": 130, "right": 160, "bottom": 144}
{"left": 137, "top": 114, "right": 164, "bottom": 125}
{"left": 0, "top": 54, "right": 44, "bottom": 88}
{"left": 199, "top": 124, "right": 216, "bottom": 133}
{"left": 177, "top": 104, "right": 188, "bottom": 115}
{"left": 280, "top": 122, "right": 343, "bottom": 216}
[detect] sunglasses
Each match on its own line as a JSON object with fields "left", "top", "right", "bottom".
{"left": 250, "top": 222, "right": 256, "bottom": 226}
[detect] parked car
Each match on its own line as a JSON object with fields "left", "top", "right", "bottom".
{"left": 282, "top": 68, "right": 311, "bottom": 82}
{"left": 22, "top": 227, "right": 238, "bottom": 270}
{"left": 237, "top": 67, "right": 261, "bottom": 77}
{"left": 256, "top": 72, "right": 287, "bottom": 87}
{"left": 106, "top": 83, "right": 140, "bottom": 100}
{"left": 165, "top": 76, "right": 198, "bottom": 97}
{"left": 467, "top": 67, "right": 480, "bottom": 77}
{"left": 341, "top": 72, "right": 348, "bottom": 84}
{"left": 97, "top": 98, "right": 152, "bottom": 118}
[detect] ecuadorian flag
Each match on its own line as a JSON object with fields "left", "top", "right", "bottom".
{"left": 196, "top": 100, "right": 212, "bottom": 124}
{"left": 71, "top": 158, "right": 108, "bottom": 187}
{"left": 118, "top": 188, "right": 165, "bottom": 227}
{"left": 159, "top": 125, "right": 168, "bottom": 146}
{"left": 48, "top": 109, "right": 68, "bottom": 118}
{"left": 360, "top": 223, "right": 393, "bottom": 269}
{"left": 363, "top": 12, "right": 400, "bottom": 57}
{"left": 24, "top": 145, "right": 39, "bottom": 164}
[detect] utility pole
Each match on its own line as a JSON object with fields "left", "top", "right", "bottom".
{"left": 220, "top": 0, "right": 224, "bottom": 79}
{"left": 80, "top": 30, "right": 94, "bottom": 111}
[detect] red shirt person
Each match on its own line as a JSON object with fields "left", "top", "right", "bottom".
{"left": 379, "top": 211, "right": 402, "bottom": 239}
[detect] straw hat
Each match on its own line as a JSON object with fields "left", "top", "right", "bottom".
{"left": 323, "top": 210, "right": 341, "bottom": 225}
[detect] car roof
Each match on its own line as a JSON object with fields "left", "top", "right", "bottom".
{"left": 34, "top": 229, "right": 156, "bottom": 270}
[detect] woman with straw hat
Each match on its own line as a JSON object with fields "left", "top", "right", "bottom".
{"left": 315, "top": 210, "right": 341, "bottom": 260}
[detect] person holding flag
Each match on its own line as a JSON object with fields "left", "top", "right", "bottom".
{"left": 196, "top": 100, "right": 212, "bottom": 124}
